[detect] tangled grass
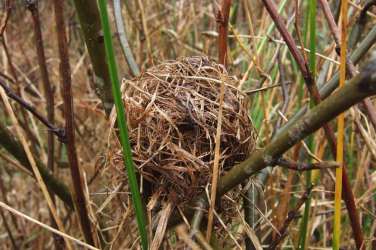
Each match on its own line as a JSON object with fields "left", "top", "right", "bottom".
{"left": 113, "top": 56, "right": 256, "bottom": 204}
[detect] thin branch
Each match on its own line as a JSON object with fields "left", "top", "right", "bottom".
{"left": 0, "top": 176, "right": 19, "bottom": 250}
{"left": 53, "top": 0, "right": 95, "bottom": 246}
{"left": 27, "top": 2, "right": 56, "bottom": 179}
{"left": 206, "top": 71, "right": 226, "bottom": 241}
{"left": 274, "top": 158, "right": 338, "bottom": 171}
{"left": 0, "top": 208, "right": 18, "bottom": 249}
{"left": 275, "top": 52, "right": 290, "bottom": 132}
{"left": 217, "top": 0, "right": 232, "bottom": 66}
{"left": 0, "top": 79, "right": 65, "bottom": 140}
{"left": 24, "top": 11, "right": 64, "bottom": 245}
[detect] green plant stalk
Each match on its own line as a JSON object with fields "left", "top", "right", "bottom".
{"left": 72, "top": 0, "right": 114, "bottom": 115}
{"left": 97, "top": 1, "right": 148, "bottom": 249}
{"left": 298, "top": 0, "right": 316, "bottom": 248}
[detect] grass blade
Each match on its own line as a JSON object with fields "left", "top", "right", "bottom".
{"left": 334, "top": 0, "right": 348, "bottom": 248}
{"left": 97, "top": 1, "right": 148, "bottom": 249}
{"left": 298, "top": 0, "right": 316, "bottom": 248}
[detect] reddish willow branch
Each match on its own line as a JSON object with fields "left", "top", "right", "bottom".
{"left": 26, "top": 4, "right": 60, "bottom": 247}
{"left": 261, "top": 0, "right": 364, "bottom": 246}
{"left": 217, "top": 0, "right": 232, "bottom": 67}
{"left": 27, "top": 2, "right": 55, "bottom": 176}
{"left": 53, "top": 0, "right": 95, "bottom": 246}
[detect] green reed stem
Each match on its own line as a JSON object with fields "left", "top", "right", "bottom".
{"left": 97, "top": 1, "right": 148, "bottom": 249}
{"left": 298, "top": 0, "right": 316, "bottom": 248}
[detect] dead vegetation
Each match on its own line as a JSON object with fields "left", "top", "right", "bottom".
{"left": 0, "top": 0, "right": 375, "bottom": 249}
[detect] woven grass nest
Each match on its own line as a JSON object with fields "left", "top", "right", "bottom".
{"left": 119, "top": 56, "right": 256, "bottom": 203}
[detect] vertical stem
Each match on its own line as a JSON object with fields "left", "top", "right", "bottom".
{"left": 27, "top": 1, "right": 55, "bottom": 184}
{"left": 298, "top": 1, "right": 316, "bottom": 248}
{"left": 97, "top": 1, "right": 148, "bottom": 249}
{"left": 206, "top": 73, "right": 225, "bottom": 241}
{"left": 72, "top": 0, "right": 114, "bottom": 115}
{"left": 206, "top": 0, "right": 232, "bottom": 242}
{"left": 217, "top": 0, "right": 232, "bottom": 67}
{"left": 27, "top": 2, "right": 61, "bottom": 248}
{"left": 334, "top": 0, "right": 347, "bottom": 248}
{"left": 53, "top": 0, "right": 95, "bottom": 246}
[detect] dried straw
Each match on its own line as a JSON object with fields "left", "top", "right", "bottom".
{"left": 115, "top": 56, "right": 256, "bottom": 203}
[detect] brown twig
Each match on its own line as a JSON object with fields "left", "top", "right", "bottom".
{"left": 53, "top": 0, "right": 95, "bottom": 246}
{"left": 27, "top": 0, "right": 56, "bottom": 172}
{"left": 0, "top": 79, "right": 65, "bottom": 140}
{"left": 274, "top": 158, "right": 338, "bottom": 171}
{"left": 267, "top": 187, "right": 313, "bottom": 250}
{"left": 0, "top": 0, "right": 11, "bottom": 36}
{"left": 208, "top": 1, "right": 232, "bottom": 239}
{"left": 26, "top": 2, "right": 63, "bottom": 248}
{"left": 217, "top": 0, "right": 232, "bottom": 67}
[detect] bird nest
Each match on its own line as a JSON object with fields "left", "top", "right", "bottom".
{"left": 115, "top": 56, "right": 256, "bottom": 203}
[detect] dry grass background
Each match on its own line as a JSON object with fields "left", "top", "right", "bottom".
{"left": 0, "top": 0, "right": 375, "bottom": 249}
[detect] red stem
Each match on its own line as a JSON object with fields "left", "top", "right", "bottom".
{"left": 217, "top": 0, "right": 232, "bottom": 67}
{"left": 53, "top": 0, "right": 95, "bottom": 246}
